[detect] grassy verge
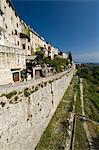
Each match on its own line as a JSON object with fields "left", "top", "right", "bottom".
{"left": 75, "top": 76, "right": 81, "bottom": 114}
{"left": 74, "top": 76, "right": 90, "bottom": 150}
{"left": 76, "top": 65, "right": 99, "bottom": 149}
{"left": 74, "top": 118, "right": 89, "bottom": 150}
{"left": 83, "top": 79, "right": 99, "bottom": 122}
{"left": 35, "top": 76, "right": 76, "bottom": 150}
{"left": 83, "top": 79, "right": 99, "bottom": 148}
{"left": 87, "top": 121, "right": 99, "bottom": 149}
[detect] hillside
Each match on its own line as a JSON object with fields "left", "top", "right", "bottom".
{"left": 76, "top": 64, "right": 99, "bottom": 149}
{"left": 35, "top": 64, "right": 99, "bottom": 150}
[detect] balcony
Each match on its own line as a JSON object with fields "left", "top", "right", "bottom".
{"left": 20, "top": 26, "right": 30, "bottom": 41}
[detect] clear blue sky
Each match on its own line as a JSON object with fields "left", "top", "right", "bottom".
{"left": 13, "top": 0, "right": 99, "bottom": 63}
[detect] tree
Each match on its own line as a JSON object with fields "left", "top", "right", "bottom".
{"left": 43, "top": 57, "right": 68, "bottom": 73}
{"left": 35, "top": 47, "right": 44, "bottom": 59}
{"left": 68, "top": 52, "right": 72, "bottom": 64}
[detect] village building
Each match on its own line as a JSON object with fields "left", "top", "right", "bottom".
{"left": 62, "top": 52, "right": 68, "bottom": 59}
{"left": 0, "top": 0, "right": 26, "bottom": 84}
{"left": 29, "top": 29, "right": 48, "bottom": 55}
{"left": 0, "top": 0, "right": 70, "bottom": 85}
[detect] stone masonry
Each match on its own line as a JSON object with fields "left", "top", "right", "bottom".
{"left": 0, "top": 67, "right": 75, "bottom": 150}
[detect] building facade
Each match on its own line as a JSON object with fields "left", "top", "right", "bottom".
{"left": 0, "top": 0, "right": 70, "bottom": 85}
{"left": 0, "top": 44, "right": 26, "bottom": 85}
{"left": 30, "top": 29, "right": 47, "bottom": 54}
{"left": 63, "top": 52, "right": 68, "bottom": 59}
{"left": 0, "top": 0, "right": 26, "bottom": 84}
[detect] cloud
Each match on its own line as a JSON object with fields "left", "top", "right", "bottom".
{"left": 73, "top": 52, "right": 99, "bottom": 63}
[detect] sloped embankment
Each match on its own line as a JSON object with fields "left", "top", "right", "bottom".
{"left": 35, "top": 76, "right": 77, "bottom": 150}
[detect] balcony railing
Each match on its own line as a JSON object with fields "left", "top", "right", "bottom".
{"left": 20, "top": 26, "right": 30, "bottom": 40}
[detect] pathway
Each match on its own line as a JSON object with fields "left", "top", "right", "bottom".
{"left": 80, "top": 78, "right": 95, "bottom": 150}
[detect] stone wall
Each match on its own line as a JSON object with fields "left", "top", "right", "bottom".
{"left": 0, "top": 67, "right": 75, "bottom": 150}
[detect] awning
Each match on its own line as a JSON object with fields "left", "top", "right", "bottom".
{"left": 26, "top": 55, "right": 37, "bottom": 61}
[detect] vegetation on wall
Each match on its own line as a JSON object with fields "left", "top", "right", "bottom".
{"left": 35, "top": 47, "right": 45, "bottom": 59}
{"left": 23, "top": 26, "right": 30, "bottom": 38}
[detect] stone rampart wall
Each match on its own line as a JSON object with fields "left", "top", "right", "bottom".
{"left": 0, "top": 67, "right": 74, "bottom": 150}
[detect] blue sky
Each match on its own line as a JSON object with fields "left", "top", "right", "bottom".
{"left": 13, "top": 0, "right": 99, "bottom": 63}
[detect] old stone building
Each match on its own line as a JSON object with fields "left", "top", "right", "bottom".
{"left": 29, "top": 29, "right": 47, "bottom": 54}
{"left": 0, "top": 0, "right": 26, "bottom": 84}
{"left": 0, "top": 0, "right": 69, "bottom": 85}
{"left": 0, "top": 44, "right": 26, "bottom": 85}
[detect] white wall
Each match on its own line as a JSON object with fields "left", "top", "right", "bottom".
{"left": 0, "top": 67, "right": 75, "bottom": 150}
{"left": 0, "top": 44, "right": 26, "bottom": 85}
{"left": 0, "top": 0, "right": 22, "bottom": 47}
{"left": 63, "top": 53, "right": 68, "bottom": 59}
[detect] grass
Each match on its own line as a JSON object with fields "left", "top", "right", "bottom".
{"left": 83, "top": 79, "right": 99, "bottom": 149}
{"left": 35, "top": 76, "right": 76, "bottom": 150}
{"left": 74, "top": 76, "right": 90, "bottom": 150}
{"left": 83, "top": 79, "right": 99, "bottom": 122}
{"left": 75, "top": 76, "right": 81, "bottom": 114}
{"left": 87, "top": 121, "right": 99, "bottom": 149}
{"left": 74, "top": 118, "right": 89, "bottom": 150}
{"left": 75, "top": 65, "right": 99, "bottom": 149}
{"left": 87, "top": 121, "right": 99, "bottom": 138}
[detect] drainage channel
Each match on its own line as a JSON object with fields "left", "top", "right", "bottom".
{"left": 65, "top": 93, "right": 77, "bottom": 150}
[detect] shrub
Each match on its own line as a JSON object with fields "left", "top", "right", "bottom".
{"left": 14, "top": 96, "right": 18, "bottom": 101}
{"left": 24, "top": 88, "right": 31, "bottom": 97}
{"left": 6, "top": 91, "right": 17, "bottom": 99}
{"left": 43, "top": 57, "right": 68, "bottom": 73}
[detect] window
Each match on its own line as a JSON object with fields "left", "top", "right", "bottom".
{"left": 28, "top": 38, "right": 30, "bottom": 42}
{"left": 28, "top": 46, "right": 29, "bottom": 50}
{"left": 4, "top": 6, "right": 6, "bottom": 15}
{"left": 12, "top": 31, "right": 13, "bottom": 35}
{"left": 15, "top": 29, "right": 17, "bottom": 35}
{"left": 17, "top": 41, "right": 19, "bottom": 45}
{"left": 22, "top": 44, "right": 25, "bottom": 49}
{"left": 5, "top": 25, "right": 7, "bottom": 29}
{"left": 17, "top": 23, "right": 18, "bottom": 27}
